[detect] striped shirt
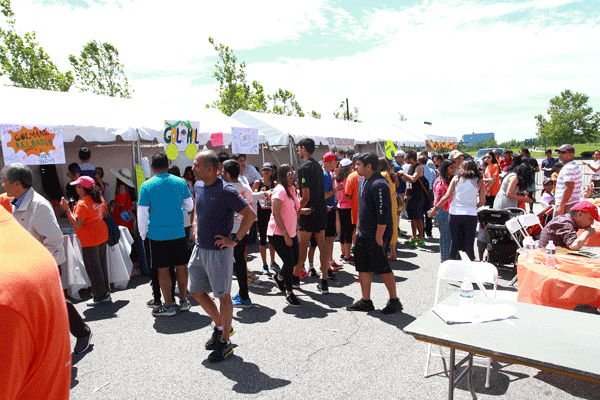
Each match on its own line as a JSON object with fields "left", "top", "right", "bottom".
{"left": 555, "top": 160, "right": 581, "bottom": 209}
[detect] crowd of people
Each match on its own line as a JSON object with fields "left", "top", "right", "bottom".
{"left": 3, "top": 139, "right": 600, "bottom": 397}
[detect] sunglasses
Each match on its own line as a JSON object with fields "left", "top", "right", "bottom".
{"left": 557, "top": 151, "right": 566, "bottom": 154}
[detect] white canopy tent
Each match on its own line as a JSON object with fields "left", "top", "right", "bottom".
{"left": 391, "top": 121, "right": 457, "bottom": 145}
{"left": 347, "top": 121, "right": 424, "bottom": 148}
{"left": 230, "top": 109, "right": 376, "bottom": 147}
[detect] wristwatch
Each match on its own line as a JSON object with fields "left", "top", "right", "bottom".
{"left": 231, "top": 234, "right": 240, "bottom": 244}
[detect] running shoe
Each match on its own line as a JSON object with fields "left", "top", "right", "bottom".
{"left": 308, "top": 268, "right": 319, "bottom": 277}
{"left": 205, "top": 326, "right": 235, "bottom": 350}
{"left": 343, "top": 256, "right": 355, "bottom": 264}
{"left": 346, "top": 298, "right": 375, "bottom": 312}
{"left": 179, "top": 299, "right": 191, "bottom": 312}
{"left": 317, "top": 282, "right": 329, "bottom": 294}
{"left": 247, "top": 275, "right": 262, "bottom": 287}
{"left": 329, "top": 260, "right": 344, "bottom": 269}
{"left": 86, "top": 294, "right": 112, "bottom": 307}
{"left": 299, "top": 269, "right": 308, "bottom": 279}
{"left": 381, "top": 298, "right": 403, "bottom": 314}
{"left": 286, "top": 293, "right": 301, "bottom": 307}
{"left": 208, "top": 339, "right": 234, "bottom": 362}
{"left": 146, "top": 299, "right": 162, "bottom": 308}
{"left": 262, "top": 265, "right": 270, "bottom": 275}
{"left": 73, "top": 332, "right": 93, "bottom": 354}
{"left": 152, "top": 304, "right": 176, "bottom": 317}
{"left": 414, "top": 239, "right": 426, "bottom": 248}
{"left": 404, "top": 236, "right": 418, "bottom": 245}
{"left": 292, "top": 276, "right": 301, "bottom": 289}
{"left": 270, "top": 262, "right": 281, "bottom": 272}
{"left": 232, "top": 295, "right": 252, "bottom": 309}
{"left": 273, "top": 274, "right": 286, "bottom": 292}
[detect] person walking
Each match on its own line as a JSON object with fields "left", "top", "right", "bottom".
{"left": 138, "top": 152, "right": 194, "bottom": 317}
{"left": 431, "top": 160, "right": 486, "bottom": 261}
{"left": 430, "top": 160, "right": 456, "bottom": 263}
{"left": 269, "top": 164, "right": 302, "bottom": 306}
{"left": 346, "top": 153, "right": 402, "bottom": 314}
{"left": 189, "top": 150, "right": 256, "bottom": 362}
{"left": 61, "top": 176, "right": 111, "bottom": 306}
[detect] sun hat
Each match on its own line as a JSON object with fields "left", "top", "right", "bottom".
{"left": 69, "top": 176, "right": 95, "bottom": 189}
{"left": 110, "top": 168, "right": 134, "bottom": 187}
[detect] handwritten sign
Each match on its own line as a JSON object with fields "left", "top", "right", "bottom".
{"left": 326, "top": 137, "right": 355, "bottom": 151}
{"left": 231, "top": 127, "right": 259, "bottom": 155}
{"left": 211, "top": 132, "right": 224, "bottom": 147}
{"left": 1, "top": 124, "right": 65, "bottom": 165}
{"left": 163, "top": 120, "right": 200, "bottom": 152}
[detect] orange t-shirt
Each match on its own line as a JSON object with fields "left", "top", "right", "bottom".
{"left": 73, "top": 195, "right": 108, "bottom": 247}
{"left": 485, "top": 163, "right": 501, "bottom": 196}
{"left": 344, "top": 171, "right": 363, "bottom": 225}
{"left": 0, "top": 207, "right": 71, "bottom": 400}
{"left": 0, "top": 193, "right": 13, "bottom": 213}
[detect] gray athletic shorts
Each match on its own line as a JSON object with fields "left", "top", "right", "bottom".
{"left": 188, "top": 245, "right": 234, "bottom": 299}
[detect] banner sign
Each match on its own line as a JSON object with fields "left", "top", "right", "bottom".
{"left": 384, "top": 140, "right": 397, "bottom": 159}
{"left": 210, "top": 132, "right": 224, "bottom": 147}
{"left": 163, "top": 120, "right": 200, "bottom": 160}
{"left": 1, "top": 124, "right": 65, "bottom": 165}
{"left": 426, "top": 140, "right": 457, "bottom": 153}
{"left": 231, "top": 127, "right": 259, "bottom": 154}
{"left": 326, "top": 137, "right": 355, "bottom": 151}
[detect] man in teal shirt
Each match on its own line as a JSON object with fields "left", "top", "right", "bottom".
{"left": 138, "top": 152, "right": 194, "bottom": 316}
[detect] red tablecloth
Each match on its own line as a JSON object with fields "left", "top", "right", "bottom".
{"left": 517, "top": 249, "right": 600, "bottom": 310}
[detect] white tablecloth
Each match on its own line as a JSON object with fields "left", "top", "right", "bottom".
{"left": 60, "top": 225, "right": 134, "bottom": 299}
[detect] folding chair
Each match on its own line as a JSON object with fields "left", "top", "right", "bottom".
{"left": 424, "top": 260, "right": 498, "bottom": 388}
{"left": 518, "top": 213, "right": 543, "bottom": 239}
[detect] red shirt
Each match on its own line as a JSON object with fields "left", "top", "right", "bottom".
{"left": 74, "top": 195, "right": 108, "bottom": 247}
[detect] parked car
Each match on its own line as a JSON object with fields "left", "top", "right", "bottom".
{"left": 475, "top": 148, "right": 506, "bottom": 165}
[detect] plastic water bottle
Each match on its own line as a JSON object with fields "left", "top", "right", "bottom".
{"left": 523, "top": 236, "right": 536, "bottom": 263}
{"left": 459, "top": 278, "right": 474, "bottom": 308}
{"left": 545, "top": 240, "right": 557, "bottom": 269}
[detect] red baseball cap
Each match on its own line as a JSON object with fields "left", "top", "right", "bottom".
{"left": 70, "top": 176, "right": 95, "bottom": 189}
{"left": 570, "top": 200, "right": 600, "bottom": 221}
{"left": 322, "top": 152, "right": 340, "bottom": 162}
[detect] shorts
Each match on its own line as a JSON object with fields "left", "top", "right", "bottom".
{"left": 406, "top": 196, "right": 424, "bottom": 221}
{"left": 187, "top": 245, "right": 234, "bottom": 298}
{"left": 149, "top": 237, "right": 189, "bottom": 269}
{"left": 325, "top": 209, "right": 337, "bottom": 238}
{"left": 299, "top": 210, "right": 327, "bottom": 233}
{"left": 353, "top": 237, "right": 392, "bottom": 274}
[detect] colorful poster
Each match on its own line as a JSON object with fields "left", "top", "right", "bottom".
{"left": 231, "top": 127, "right": 259, "bottom": 155}
{"left": 326, "top": 137, "right": 355, "bottom": 151}
{"left": 211, "top": 132, "right": 224, "bottom": 147}
{"left": 163, "top": 120, "right": 200, "bottom": 152}
{"left": 426, "top": 140, "right": 457, "bottom": 153}
{"left": 1, "top": 124, "right": 65, "bottom": 165}
{"left": 384, "top": 141, "right": 397, "bottom": 159}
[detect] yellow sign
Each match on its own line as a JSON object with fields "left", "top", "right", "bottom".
{"left": 384, "top": 141, "right": 397, "bottom": 159}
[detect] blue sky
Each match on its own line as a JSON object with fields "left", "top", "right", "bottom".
{"left": 5, "top": 0, "right": 600, "bottom": 142}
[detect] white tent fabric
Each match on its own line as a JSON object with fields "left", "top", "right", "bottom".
{"left": 391, "top": 121, "right": 457, "bottom": 144}
{"left": 347, "top": 121, "right": 423, "bottom": 147}
{"left": 231, "top": 110, "right": 374, "bottom": 146}
{"left": 0, "top": 86, "right": 138, "bottom": 142}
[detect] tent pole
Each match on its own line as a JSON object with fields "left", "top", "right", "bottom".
{"left": 289, "top": 135, "right": 295, "bottom": 170}
{"left": 262, "top": 143, "right": 265, "bottom": 165}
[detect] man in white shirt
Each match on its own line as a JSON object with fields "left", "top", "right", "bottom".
{"left": 554, "top": 144, "right": 582, "bottom": 215}
{"left": 234, "top": 153, "right": 262, "bottom": 185}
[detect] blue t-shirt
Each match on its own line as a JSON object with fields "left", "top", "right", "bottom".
{"left": 323, "top": 169, "right": 336, "bottom": 210}
{"left": 194, "top": 177, "right": 249, "bottom": 250}
{"left": 392, "top": 161, "right": 407, "bottom": 194}
{"left": 541, "top": 157, "right": 558, "bottom": 178}
{"left": 138, "top": 173, "right": 191, "bottom": 240}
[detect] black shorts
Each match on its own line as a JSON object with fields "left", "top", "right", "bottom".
{"left": 299, "top": 211, "right": 327, "bottom": 233}
{"left": 325, "top": 209, "right": 336, "bottom": 238}
{"left": 406, "top": 196, "right": 424, "bottom": 220}
{"left": 149, "top": 237, "right": 189, "bottom": 269}
{"left": 353, "top": 237, "right": 392, "bottom": 274}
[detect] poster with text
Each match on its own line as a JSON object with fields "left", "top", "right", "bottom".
{"left": 231, "top": 127, "right": 259, "bottom": 154}
{"left": 327, "top": 137, "right": 355, "bottom": 151}
{"left": 163, "top": 120, "right": 200, "bottom": 149}
{"left": 1, "top": 124, "right": 66, "bottom": 165}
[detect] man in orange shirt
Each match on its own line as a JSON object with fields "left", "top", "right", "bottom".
{"left": 0, "top": 206, "right": 71, "bottom": 400}
{"left": 344, "top": 154, "right": 363, "bottom": 262}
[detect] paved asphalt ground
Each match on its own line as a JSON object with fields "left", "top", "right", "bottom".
{"left": 69, "top": 217, "right": 600, "bottom": 400}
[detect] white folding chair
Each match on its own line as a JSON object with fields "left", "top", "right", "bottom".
{"left": 518, "top": 213, "right": 543, "bottom": 239}
{"left": 424, "top": 260, "right": 498, "bottom": 388}
{"left": 459, "top": 250, "right": 471, "bottom": 261}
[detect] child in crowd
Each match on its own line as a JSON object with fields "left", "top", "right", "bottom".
{"left": 540, "top": 180, "right": 555, "bottom": 205}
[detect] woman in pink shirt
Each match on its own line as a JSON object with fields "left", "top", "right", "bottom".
{"left": 430, "top": 160, "right": 456, "bottom": 262}
{"left": 268, "top": 164, "right": 302, "bottom": 307}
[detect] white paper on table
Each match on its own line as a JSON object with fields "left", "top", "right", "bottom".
{"left": 432, "top": 304, "right": 517, "bottom": 325}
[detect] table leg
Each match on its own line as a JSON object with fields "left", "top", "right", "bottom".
{"left": 467, "top": 353, "right": 477, "bottom": 400}
{"left": 449, "top": 348, "right": 455, "bottom": 400}
{"left": 447, "top": 348, "right": 477, "bottom": 400}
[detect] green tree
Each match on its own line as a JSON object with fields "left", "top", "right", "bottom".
{"left": 68, "top": 40, "right": 132, "bottom": 98}
{"left": 398, "top": 112, "right": 407, "bottom": 121}
{"left": 269, "top": 88, "right": 304, "bottom": 117}
{"left": 207, "top": 37, "right": 267, "bottom": 116}
{"left": 310, "top": 110, "right": 321, "bottom": 119}
{"left": 333, "top": 100, "right": 360, "bottom": 122}
{"left": 535, "top": 90, "right": 600, "bottom": 146}
{"left": 0, "top": 0, "right": 73, "bottom": 91}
